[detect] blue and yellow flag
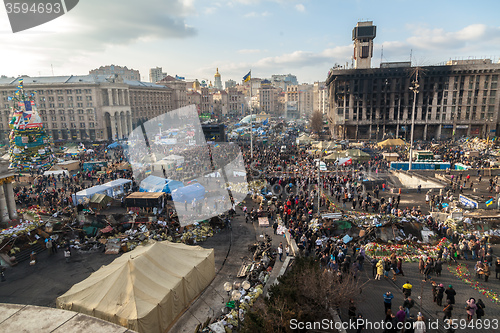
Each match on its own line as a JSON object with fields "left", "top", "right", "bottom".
{"left": 486, "top": 198, "right": 493, "bottom": 206}
{"left": 243, "top": 71, "right": 251, "bottom": 82}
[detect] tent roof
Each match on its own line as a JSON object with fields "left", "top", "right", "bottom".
{"left": 57, "top": 241, "right": 215, "bottom": 333}
{"left": 90, "top": 193, "right": 112, "bottom": 204}
{"left": 377, "top": 138, "right": 406, "bottom": 147}
{"left": 75, "top": 179, "right": 132, "bottom": 197}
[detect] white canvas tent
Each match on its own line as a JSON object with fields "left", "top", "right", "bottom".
{"left": 72, "top": 179, "right": 132, "bottom": 205}
{"left": 57, "top": 241, "right": 215, "bottom": 333}
{"left": 163, "top": 155, "right": 184, "bottom": 167}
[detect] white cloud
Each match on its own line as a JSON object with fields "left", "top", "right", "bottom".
{"left": 237, "top": 49, "right": 264, "bottom": 54}
{"left": 295, "top": 4, "right": 305, "bottom": 12}
{"left": 406, "top": 24, "right": 497, "bottom": 50}
{"left": 244, "top": 11, "right": 271, "bottom": 18}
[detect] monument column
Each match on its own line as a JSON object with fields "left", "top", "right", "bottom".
{"left": 0, "top": 181, "right": 9, "bottom": 223}
{"left": 110, "top": 115, "right": 117, "bottom": 140}
{"left": 5, "top": 179, "right": 17, "bottom": 220}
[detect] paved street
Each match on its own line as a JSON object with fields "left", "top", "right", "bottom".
{"left": 340, "top": 258, "right": 500, "bottom": 333}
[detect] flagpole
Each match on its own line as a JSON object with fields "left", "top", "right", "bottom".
{"left": 250, "top": 71, "right": 253, "bottom": 159}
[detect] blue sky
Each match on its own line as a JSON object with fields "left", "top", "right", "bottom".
{"left": 1, "top": 0, "right": 500, "bottom": 83}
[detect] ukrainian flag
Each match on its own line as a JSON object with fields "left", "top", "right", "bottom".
{"left": 486, "top": 198, "right": 493, "bottom": 207}
{"left": 176, "top": 166, "right": 183, "bottom": 171}
{"left": 243, "top": 71, "right": 251, "bottom": 82}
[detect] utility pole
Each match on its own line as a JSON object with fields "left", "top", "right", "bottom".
{"left": 408, "top": 69, "right": 419, "bottom": 171}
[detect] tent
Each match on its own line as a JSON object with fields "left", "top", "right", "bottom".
{"left": 171, "top": 183, "right": 205, "bottom": 203}
{"left": 56, "top": 241, "right": 215, "bottom": 333}
{"left": 43, "top": 169, "right": 69, "bottom": 177}
{"left": 345, "top": 149, "right": 371, "bottom": 161}
{"left": 72, "top": 179, "right": 132, "bottom": 205}
{"left": 89, "top": 193, "right": 113, "bottom": 210}
{"left": 296, "top": 134, "right": 313, "bottom": 145}
{"left": 163, "top": 155, "right": 184, "bottom": 167}
{"left": 324, "top": 151, "right": 348, "bottom": 162}
{"left": 139, "top": 175, "right": 184, "bottom": 194}
{"left": 377, "top": 138, "right": 406, "bottom": 147}
{"left": 151, "top": 159, "right": 175, "bottom": 172}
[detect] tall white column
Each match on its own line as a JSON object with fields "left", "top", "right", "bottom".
{"left": 121, "top": 113, "right": 127, "bottom": 136}
{"left": 5, "top": 181, "right": 17, "bottom": 220}
{"left": 116, "top": 114, "right": 123, "bottom": 139}
{"left": 0, "top": 183, "right": 9, "bottom": 223}
{"left": 128, "top": 113, "right": 133, "bottom": 133}
{"left": 108, "top": 89, "right": 113, "bottom": 106}
{"left": 110, "top": 115, "right": 117, "bottom": 140}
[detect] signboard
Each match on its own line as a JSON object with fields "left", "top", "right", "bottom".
{"left": 456, "top": 125, "right": 469, "bottom": 129}
{"left": 443, "top": 125, "right": 454, "bottom": 129}
{"left": 459, "top": 194, "right": 478, "bottom": 209}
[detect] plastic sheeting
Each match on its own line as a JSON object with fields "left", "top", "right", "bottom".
{"left": 139, "top": 175, "right": 183, "bottom": 194}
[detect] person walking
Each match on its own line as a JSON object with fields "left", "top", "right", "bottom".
{"left": 435, "top": 258, "right": 443, "bottom": 276}
{"left": 375, "top": 259, "right": 384, "bottom": 280}
{"left": 277, "top": 243, "right": 283, "bottom": 262}
{"left": 445, "top": 285, "right": 456, "bottom": 305}
{"left": 383, "top": 291, "right": 394, "bottom": 314}
{"left": 483, "top": 263, "right": 490, "bottom": 282}
{"left": 443, "top": 299, "right": 454, "bottom": 321}
{"left": 436, "top": 283, "right": 445, "bottom": 306}
{"left": 495, "top": 258, "right": 500, "bottom": 279}
{"left": 476, "top": 299, "right": 485, "bottom": 320}
{"left": 403, "top": 296, "right": 415, "bottom": 319}
{"left": 465, "top": 298, "right": 477, "bottom": 322}
{"left": 414, "top": 315, "right": 426, "bottom": 333}
{"left": 402, "top": 280, "right": 413, "bottom": 297}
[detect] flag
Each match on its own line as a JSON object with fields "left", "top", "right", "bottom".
{"left": 243, "top": 71, "right": 251, "bottom": 82}
{"left": 175, "top": 75, "right": 185, "bottom": 80}
{"left": 262, "top": 118, "right": 269, "bottom": 126}
{"left": 486, "top": 198, "right": 493, "bottom": 207}
{"left": 176, "top": 166, "right": 183, "bottom": 171}
{"left": 24, "top": 101, "right": 32, "bottom": 111}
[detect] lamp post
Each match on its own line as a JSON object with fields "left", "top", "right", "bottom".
{"left": 408, "top": 71, "right": 420, "bottom": 171}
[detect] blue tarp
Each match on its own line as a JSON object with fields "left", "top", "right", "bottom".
{"left": 139, "top": 175, "right": 184, "bottom": 194}
{"left": 107, "top": 142, "right": 119, "bottom": 149}
{"left": 171, "top": 183, "right": 205, "bottom": 203}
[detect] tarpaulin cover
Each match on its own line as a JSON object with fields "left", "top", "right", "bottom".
{"left": 139, "top": 175, "right": 184, "bottom": 194}
{"left": 56, "top": 241, "right": 215, "bottom": 333}
{"left": 171, "top": 183, "right": 205, "bottom": 203}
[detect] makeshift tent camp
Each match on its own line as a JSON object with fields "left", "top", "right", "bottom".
{"left": 296, "top": 134, "right": 313, "bottom": 145}
{"left": 151, "top": 159, "right": 175, "bottom": 172}
{"left": 163, "top": 155, "right": 184, "bottom": 167}
{"left": 345, "top": 149, "right": 371, "bottom": 161}
{"left": 171, "top": 183, "right": 205, "bottom": 203}
{"left": 72, "top": 179, "right": 132, "bottom": 205}
{"left": 139, "top": 175, "right": 184, "bottom": 194}
{"left": 89, "top": 193, "right": 113, "bottom": 210}
{"left": 324, "top": 151, "right": 348, "bottom": 162}
{"left": 377, "top": 138, "right": 406, "bottom": 147}
{"left": 56, "top": 241, "right": 215, "bottom": 333}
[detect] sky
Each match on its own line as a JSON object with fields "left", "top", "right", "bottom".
{"left": 1, "top": 0, "right": 500, "bottom": 84}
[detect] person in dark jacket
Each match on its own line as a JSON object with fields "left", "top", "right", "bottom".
{"left": 476, "top": 299, "right": 485, "bottom": 319}
{"left": 443, "top": 299, "right": 454, "bottom": 321}
{"left": 496, "top": 258, "right": 500, "bottom": 279}
{"left": 436, "top": 283, "right": 445, "bottom": 306}
{"left": 435, "top": 258, "right": 443, "bottom": 276}
{"left": 445, "top": 285, "right": 456, "bottom": 305}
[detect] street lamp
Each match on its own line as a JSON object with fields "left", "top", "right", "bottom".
{"left": 408, "top": 71, "right": 420, "bottom": 171}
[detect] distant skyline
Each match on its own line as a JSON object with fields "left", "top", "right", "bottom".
{"left": 1, "top": 0, "right": 500, "bottom": 84}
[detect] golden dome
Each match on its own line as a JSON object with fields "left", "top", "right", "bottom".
{"left": 214, "top": 67, "right": 221, "bottom": 77}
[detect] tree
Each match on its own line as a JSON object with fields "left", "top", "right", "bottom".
{"left": 241, "top": 257, "right": 360, "bottom": 333}
{"left": 8, "top": 78, "right": 54, "bottom": 172}
{"left": 310, "top": 110, "right": 323, "bottom": 135}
